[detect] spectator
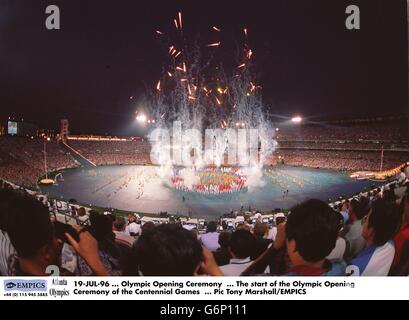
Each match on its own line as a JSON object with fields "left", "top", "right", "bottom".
{"left": 1, "top": 189, "right": 108, "bottom": 276}
{"left": 0, "top": 189, "right": 17, "bottom": 275}
{"left": 140, "top": 221, "right": 155, "bottom": 236}
{"left": 132, "top": 224, "right": 222, "bottom": 276}
{"left": 344, "top": 199, "right": 366, "bottom": 259}
{"left": 77, "top": 212, "right": 122, "bottom": 276}
{"left": 220, "top": 229, "right": 256, "bottom": 276}
{"left": 77, "top": 207, "right": 89, "bottom": 225}
{"left": 283, "top": 199, "right": 346, "bottom": 276}
{"left": 126, "top": 215, "right": 141, "bottom": 237}
{"left": 251, "top": 222, "right": 272, "bottom": 260}
{"left": 113, "top": 216, "right": 135, "bottom": 248}
{"left": 213, "top": 231, "right": 231, "bottom": 267}
{"left": 389, "top": 193, "right": 409, "bottom": 275}
{"left": 350, "top": 199, "right": 400, "bottom": 276}
{"left": 201, "top": 221, "right": 220, "bottom": 252}
{"left": 326, "top": 213, "right": 348, "bottom": 260}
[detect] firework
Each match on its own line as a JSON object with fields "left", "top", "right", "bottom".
{"left": 142, "top": 12, "right": 276, "bottom": 174}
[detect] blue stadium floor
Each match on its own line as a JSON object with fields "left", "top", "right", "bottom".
{"left": 40, "top": 165, "right": 382, "bottom": 218}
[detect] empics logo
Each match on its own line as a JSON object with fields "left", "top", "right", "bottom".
{"left": 3, "top": 280, "right": 47, "bottom": 292}
{"left": 5, "top": 282, "right": 16, "bottom": 289}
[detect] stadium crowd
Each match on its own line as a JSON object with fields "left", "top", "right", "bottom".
{"left": 68, "top": 140, "right": 151, "bottom": 166}
{"left": 0, "top": 177, "right": 408, "bottom": 277}
{"left": 0, "top": 118, "right": 408, "bottom": 189}
{"left": 0, "top": 137, "right": 77, "bottom": 187}
{"left": 277, "top": 121, "right": 406, "bottom": 142}
{"left": 268, "top": 150, "right": 408, "bottom": 172}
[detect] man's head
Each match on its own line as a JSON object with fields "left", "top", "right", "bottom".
{"left": 206, "top": 221, "right": 217, "bottom": 233}
{"left": 133, "top": 224, "right": 203, "bottom": 276}
{"left": 218, "top": 230, "right": 231, "bottom": 248}
{"left": 77, "top": 207, "right": 86, "bottom": 217}
{"left": 141, "top": 221, "right": 155, "bottom": 235}
{"left": 362, "top": 199, "right": 400, "bottom": 246}
{"left": 88, "top": 211, "right": 115, "bottom": 242}
{"left": 229, "top": 229, "right": 256, "bottom": 259}
{"left": 286, "top": 199, "right": 340, "bottom": 266}
{"left": 128, "top": 214, "right": 136, "bottom": 223}
{"left": 0, "top": 189, "right": 62, "bottom": 273}
{"left": 253, "top": 221, "right": 269, "bottom": 238}
{"left": 350, "top": 199, "right": 366, "bottom": 220}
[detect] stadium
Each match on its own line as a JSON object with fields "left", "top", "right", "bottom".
{"left": 1, "top": 116, "right": 408, "bottom": 218}
{"left": 0, "top": 0, "right": 408, "bottom": 280}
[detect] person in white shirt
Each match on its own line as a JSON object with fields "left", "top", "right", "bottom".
{"left": 220, "top": 229, "right": 256, "bottom": 276}
{"left": 344, "top": 200, "right": 366, "bottom": 259}
{"left": 349, "top": 199, "right": 400, "bottom": 276}
{"left": 200, "top": 221, "right": 220, "bottom": 252}
{"left": 113, "top": 216, "right": 136, "bottom": 247}
{"left": 327, "top": 237, "right": 347, "bottom": 260}
{"left": 126, "top": 215, "right": 141, "bottom": 237}
{"left": 0, "top": 230, "right": 16, "bottom": 276}
{"left": 77, "top": 207, "right": 89, "bottom": 225}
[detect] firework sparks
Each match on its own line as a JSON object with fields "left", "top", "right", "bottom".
{"left": 247, "top": 49, "right": 253, "bottom": 59}
{"left": 146, "top": 13, "right": 277, "bottom": 171}
{"left": 178, "top": 12, "right": 183, "bottom": 30}
{"left": 207, "top": 42, "right": 221, "bottom": 47}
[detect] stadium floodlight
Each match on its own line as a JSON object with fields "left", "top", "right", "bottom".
{"left": 136, "top": 114, "right": 147, "bottom": 123}
{"left": 291, "top": 116, "right": 302, "bottom": 124}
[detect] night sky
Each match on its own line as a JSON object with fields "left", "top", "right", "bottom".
{"left": 0, "top": 0, "right": 407, "bottom": 135}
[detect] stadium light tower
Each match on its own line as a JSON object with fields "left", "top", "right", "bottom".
{"left": 39, "top": 137, "right": 54, "bottom": 185}
{"left": 291, "top": 116, "right": 303, "bottom": 124}
{"left": 136, "top": 113, "right": 147, "bottom": 123}
{"left": 44, "top": 137, "right": 51, "bottom": 179}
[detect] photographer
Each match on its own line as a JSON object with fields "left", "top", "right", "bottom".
{"left": 0, "top": 189, "right": 108, "bottom": 276}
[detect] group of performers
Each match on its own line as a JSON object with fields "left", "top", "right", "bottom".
{"left": 171, "top": 167, "right": 247, "bottom": 195}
